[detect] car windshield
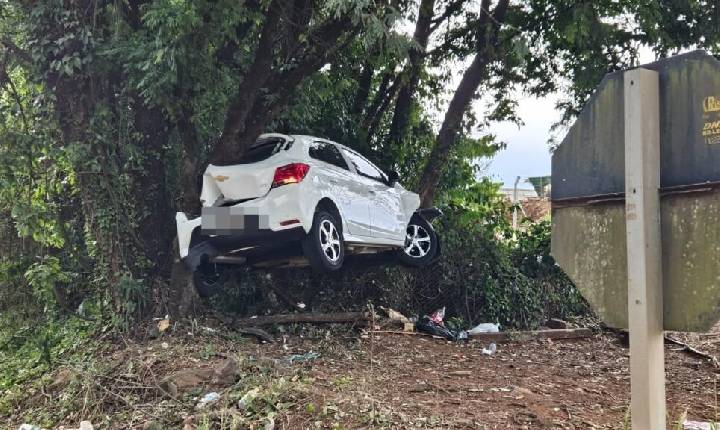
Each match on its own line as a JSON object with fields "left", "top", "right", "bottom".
{"left": 237, "top": 137, "right": 289, "bottom": 164}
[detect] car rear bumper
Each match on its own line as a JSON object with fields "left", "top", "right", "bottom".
{"left": 176, "top": 184, "right": 314, "bottom": 267}
{"left": 181, "top": 226, "right": 306, "bottom": 272}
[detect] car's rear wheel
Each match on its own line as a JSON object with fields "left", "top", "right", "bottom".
{"left": 193, "top": 257, "right": 229, "bottom": 298}
{"left": 302, "top": 210, "right": 345, "bottom": 272}
{"left": 398, "top": 215, "right": 438, "bottom": 267}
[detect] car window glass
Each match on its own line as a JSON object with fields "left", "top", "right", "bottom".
{"left": 342, "top": 149, "right": 387, "bottom": 183}
{"left": 237, "top": 137, "right": 286, "bottom": 164}
{"left": 309, "top": 141, "right": 349, "bottom": 170}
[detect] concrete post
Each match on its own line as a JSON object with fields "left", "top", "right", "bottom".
{"left": 624, "top": 67, "right": 665, "bottom": 429}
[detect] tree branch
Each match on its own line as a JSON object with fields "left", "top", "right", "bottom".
{"left": 211, "top": 0, "right": 283, "bottom": 164}
{"left": 429, "top": 0, "right": 468, "bottom": 33}
{"left": 0, "top": 36, "right": 31, "bottom": 65}
{"left": 417, "top": 0, "right": 509, "bottom": 207}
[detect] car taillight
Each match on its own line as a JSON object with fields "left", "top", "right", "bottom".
{"left": 272, "top": 163, "right": 310, "bottom": 188}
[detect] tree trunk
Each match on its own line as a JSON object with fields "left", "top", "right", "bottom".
{"left": 210, "top": 0, "right": 282, "bottom": 165}
{"left": 351, "top": 61, "right": 375, "bottom": 117}
{"left": 386, "top": 0, "right": 435, "bottom": 148}
{"left": 416, "top": 0, "right": 509, "bottom": 207}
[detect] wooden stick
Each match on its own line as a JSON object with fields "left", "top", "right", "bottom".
{"left": 664, "top": 335, "right": 719, "bottom": 367}
{"left": 236, "top": 327, "right": 275, "bottom": 343}
{"left": 468, "top": 328, "right": 592, "bottom": 343}
{"left": 261, "top": 281, "right": 306, "bottom": 313}
{"left": 237, "top": 311, "right": 369, "bottom": 327}
{"left": 370, "top": 328, "right": 593, "bottom": 343}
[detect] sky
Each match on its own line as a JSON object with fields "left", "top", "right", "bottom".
{"left": 481, "top": 94, "right": 563, "bottom": 189}
{"left": 480, "top": 47, "right": 660, "bottom": 189}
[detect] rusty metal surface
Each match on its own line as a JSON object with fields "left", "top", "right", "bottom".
{"left": 551, "top": 51, "right": 720, "bottom": 332}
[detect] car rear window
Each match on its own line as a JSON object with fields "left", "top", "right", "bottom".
{"left": 237, "top": 137, "right": 291, "bottom": 164}
{"left": 310, "top": 141, "right": 349, "bottom": 170}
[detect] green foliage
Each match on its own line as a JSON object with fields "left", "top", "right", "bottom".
{"left": 24, "top": 256, "right": 70, "bottom": 307}
{"left": 0, "top": 315, "right": 97, "bottom": 418}
{"left": 0, "top": 0, "right": 715, "bottom": 418}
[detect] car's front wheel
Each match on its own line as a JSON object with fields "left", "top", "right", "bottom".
{"left": 302, "top": 210, "right": 345, "bottom": 272}
{"left": 398, "top": 215, "right": 439, "bottom": 267}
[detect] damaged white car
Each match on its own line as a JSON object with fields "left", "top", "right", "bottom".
{"left": 176, "top": 133, "right": 441, "bottom": 296}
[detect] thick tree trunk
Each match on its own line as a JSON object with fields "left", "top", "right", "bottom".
{"left": 132, "top": 102, "right": 175, "bottom": 276}
{"left": 386, "top": 0, "right": 435, "bottom": 148}
{"left": 416, "top": 0, "right": 509, "bottom": 207}
{"left": 210, "top": 1, "right": 282, "bottom": 165}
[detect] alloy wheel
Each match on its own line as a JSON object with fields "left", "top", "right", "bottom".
{"left": 404, "top": 223, "right": 431, "bottom": 258}
{"left": 319, "top": 219, "right": 341, "bottom": 262}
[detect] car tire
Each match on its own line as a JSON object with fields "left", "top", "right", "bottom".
{"left": 398, "top": 215, "right": 438, "bottom": 267}
{"left": 193, "top": 258, "right": 229, "bottom": 298}
{"left": 302, "top": 210, "right": 345, "bottom": 272}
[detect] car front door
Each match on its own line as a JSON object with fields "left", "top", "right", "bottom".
{"left": 340, "top": 149, "right": 405, "bottom": 241}
{"left": 309, "top": 141, "right": 373, "bottom": 237}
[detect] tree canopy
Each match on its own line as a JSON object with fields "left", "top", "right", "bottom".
{"left": 0, "top": 0, "right": 717, "bottom": 319}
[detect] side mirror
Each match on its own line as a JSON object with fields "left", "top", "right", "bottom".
{"left": 387, "top": 170, "right": 400, "bottom": 186}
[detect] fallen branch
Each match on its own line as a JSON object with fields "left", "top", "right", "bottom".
{"left": 664, "top": 335, "right": 719, "bottom": 367}
{"left": 211, "top": 311, "right": 275, "bottom": 343}
{"left": 261, "top": 281, "right": 306, "bottom": 313}
{"left": 370, "top": 328, "right": 593, "bottom": 343}
{"left": 237, "top": 311, "right": 369, "bottom": 327}
{"left": 468, "top": 328, "right": 593, "bottom": 343}
{"left": 236, "top": 327, "right": 275, "bottom": 343}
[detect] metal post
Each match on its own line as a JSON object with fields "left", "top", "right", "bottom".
{"left": 624, "top": 67, "right": 665, "bottom": 429}
{"left": 512, "top": 176, "right": 520, "bottom": 230}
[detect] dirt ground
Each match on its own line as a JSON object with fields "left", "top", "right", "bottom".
{"left": 301, "top": 333, "right": 719, "bottom": 429}
{"left": 5, "top": 324, "right": 720, "bottom": 429}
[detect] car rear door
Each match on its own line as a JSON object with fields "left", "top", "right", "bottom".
{"left": 309, "top": 141, "right": 373, "bottom": 237}
{"left": 340, "top": 149, "right": 405, "bottom": 241}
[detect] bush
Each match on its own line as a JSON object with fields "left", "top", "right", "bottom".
{"left": 211, "top": 208, "right": 590, "bottom": 330}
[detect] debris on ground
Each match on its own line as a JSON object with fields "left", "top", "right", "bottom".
{"left": 481, "top": 343, "right": 497, "bottom": 355}
{"left": 6, "top": 319, "right": 720, "bottom": 429}
{"left": 237, "top": 387, "right": 261, "bottom": 410}
{"left": 467, "top": 322, "right": 500, "bottom": 334}
{"left": 196, "top": 392, "right": 220, "bottom": 409}
{"left": 282, "top": 351, "right": 320, "bottom": 365}
{"left": 545, "top": 318, "right": 571, "bottom": 329}
{"left": 157, "top": 315, "right": 171, "bottom": 333}
{"left": 684, "top": 420, "right": 719, "bottom": 430}
{"left": 380, "top": 306, "right": 411, "bottom": 324}
{"left": 468, "top": 327, "right": 593, "bottom": 342}
{"left": 415, "top": 307, "right": 468, "bottom": 342}
{"left": 235, "top": 311, "right": 369, "bottom": 327}
{"left": 18, "top": 425, "right": 42, "bottom": 430}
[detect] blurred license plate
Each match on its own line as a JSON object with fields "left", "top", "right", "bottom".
{"left": 201, "top": 207, "right": 267, "bottom": 235}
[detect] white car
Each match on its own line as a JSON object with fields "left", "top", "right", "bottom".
{"left": 176, "top": 133, "right": 441, "bottom": 296}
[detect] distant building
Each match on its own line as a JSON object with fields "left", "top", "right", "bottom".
{"left": 500, "top": 187, "right": 538, "bottom": 201}
{"left": 500, "top": 175, "right": 551, "bottom": 223}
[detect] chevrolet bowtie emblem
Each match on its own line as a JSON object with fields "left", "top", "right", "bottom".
{"left": 214, "top": 175, "right": 230, "bottom": 182}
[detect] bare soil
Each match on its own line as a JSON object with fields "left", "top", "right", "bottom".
{"left": 302, "top": 332, "right": 719, "bottom": 429}
{"left": 5, "top": 325, "right": 720, "bottom": 429}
